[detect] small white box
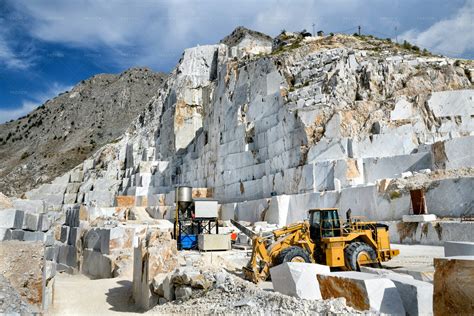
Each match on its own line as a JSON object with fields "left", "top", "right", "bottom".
{"left": 198, "top": 234, "right": 231, "bottom": 251}
{"left": 194, "top": 199, "right": 218, "bottom": 218}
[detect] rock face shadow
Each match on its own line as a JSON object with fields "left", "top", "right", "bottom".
{"left": 105, "top": 280, "right": 139, "bottom": 313}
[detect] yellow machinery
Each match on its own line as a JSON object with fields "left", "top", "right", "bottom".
{"left": 231, "top": 208, "right": 399, "bottom": 283}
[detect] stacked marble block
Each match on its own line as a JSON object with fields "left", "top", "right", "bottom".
{"left": 0, "top": 199, "right": 54, "bottom": 242}
{"left": 82, "top": 225, "right": 135, "bottom": 279}
{"left": 48, "top": 207, "right": 82, "bottom": 273}
{"left": 122, "top": 159, "right": 171, "bottom": 198}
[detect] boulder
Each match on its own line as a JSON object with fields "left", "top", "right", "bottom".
{"left": 317, "top": 271, "right": 405, "bottom": 314}
{"left": 433, "top": 256, "right": 474, "bottom": 315}
{"left": 162, "top": 275, "right": 175, "bottom": 301}
{"left": 174, "top": 286, "right": 192, "bottom": 301}
{"left": 152, "top": 274, "right": 167, "bottom": 296}
{"left": 270, "top": 262, "right": 330, "bottom": 300}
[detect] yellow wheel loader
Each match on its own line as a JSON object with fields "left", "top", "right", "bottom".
{"left": 231, "top": 208, "right": 399, "bottom": 283}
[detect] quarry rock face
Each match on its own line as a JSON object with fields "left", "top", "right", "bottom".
{"left": 0, "top": 33, "right": 469, "bottom": 233}
{"left": 433, "top": 256, "right": 474, "bottom": 316}
{"left": 0, "top": 28, "right": 473, "bottom": 314}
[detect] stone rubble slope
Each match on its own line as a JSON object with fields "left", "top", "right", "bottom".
{"left": 0, "top": 68, "right": 167, "bottom": 197}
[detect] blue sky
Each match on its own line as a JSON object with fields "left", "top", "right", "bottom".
{"left": 1, "top": 0, "right": 473, "bottom": 123}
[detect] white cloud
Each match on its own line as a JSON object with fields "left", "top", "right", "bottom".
{"left": 6, "top": 0, "right": 358, "bottom": 68}
{"left": 0, "top": 82, "right": 72, "bottom": 123}
{"left": 0, "top": 29, "right": 35, "bottom": 70}
{"left": 401, "top": 1, "right": 474, "bottom": 57}
{"left": 4, "top": 0, "right": 473, "bottom": 70}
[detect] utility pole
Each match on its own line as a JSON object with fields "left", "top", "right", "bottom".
{"left": 395, "top": 26, "right": 398, "bottom": 43}
{"left": 358, "top": 25, "right": 361, "bottom": 36}
{"left": 312, "top": 23, "right": 316, "bottom": 37}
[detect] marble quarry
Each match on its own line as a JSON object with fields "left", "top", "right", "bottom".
{"left": 0, "top": 31, "right": 473, "bottom": 313}
{"left": 14, "top": 39, "right": 472, "bottom": 231}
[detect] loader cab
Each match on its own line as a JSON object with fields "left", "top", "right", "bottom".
{"left": 309, "top": 208, "right": 342, "bottom": 241}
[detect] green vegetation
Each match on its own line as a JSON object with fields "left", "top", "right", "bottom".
{"left": 402, "top": 40, "right": 420, "bottom": 52}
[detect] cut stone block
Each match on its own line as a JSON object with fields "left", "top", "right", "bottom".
{"left": 383, "top": 273, "right": 433, "bottom": 316}
{"left": 10, "top": 229, "right": 24, "bottom": 240}
{"left": 59, "top": 226, "right": 69, "bottom": 243}
{"left": 65, "top": 207, "right": 80, "bottom": 227}
{"left": 390, "top": 98, "right": 415, "bottom": 121}
{"left": 12, "top": 199, "right": 45, "bottom": 213}
{"left": 360, "top": 266, "right": 414, "bottom": 279}
{"left": 402, "top": 214, "right": 436, "bottom": 222}
{"left": 66, "top": 183, "right": 81, "bottom": 194}
{"left": 70, "top": 170, "right": 84, "bottom": 182}
{"left": 428, "top": 89, "right": 474, "bottom": 117}
{"left": 116, "top": 195, "right": 136, "bottom": 207}
{"left": 39, "top": 214, "right": 51, "bottom": 232}
{"left": 58, "top": 245, "right": 77, "bottom": 269}
{"left": 434, "top": 256, "right": 474, "bottom": 315}
{"left": 317, "top": 272, "right": 405, "bottom": 314}
{"left": 0, "top": 209, "right": 24, "bottom": 229}
{"left": 68, "top": 227, "right": 81, "bottom": 246}
{"left": 0, "top": 228, "right": 12, "bottom": 241}
{"left": 82, "top": 249, "right": 113, "bottom": 279}
{"left": 63, "top": 193, "right": 77, "bottom": 204}
{"left": 84, "top": 226, "right": 134, "bottom": 254}
{"left": 197, "top": 234, "right": 231, "bottom": 251}
{"left": 23, "top": 212, "right": 41, "bottom": 231}
{"left": 85, "top": 190, "right": 115, "bottom": 207}
{"left": 270, "top": 262, "right": 330, "bottom": 300}
{"left": 444, "top": 241, "right": 474, "bottom": 257}
{"left": 45, "top": 245, "right": 59, "bottom": 261}
{"left": 23, "top": 231, "right": 45, "bottom": 242}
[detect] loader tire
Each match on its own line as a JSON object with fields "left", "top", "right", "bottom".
{"left": 344, "top": 241, "right": 377, "bottom": 271}
{"left": 277, "top": 246, "right": 311, "bottom": 265}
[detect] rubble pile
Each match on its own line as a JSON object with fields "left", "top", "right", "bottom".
{"left": 150, "top": 268, "right": 357, "bottom": 315}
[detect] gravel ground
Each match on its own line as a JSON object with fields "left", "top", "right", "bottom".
{"left": 0, "top": 275, "right": 38, "bottom": 315}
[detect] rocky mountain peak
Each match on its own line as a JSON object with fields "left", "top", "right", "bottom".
{"left": 0, "top": 68, "right": 167, "bottom": 196}
{"left": 220, "top": 26, "right": 272, "bottom": 47}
